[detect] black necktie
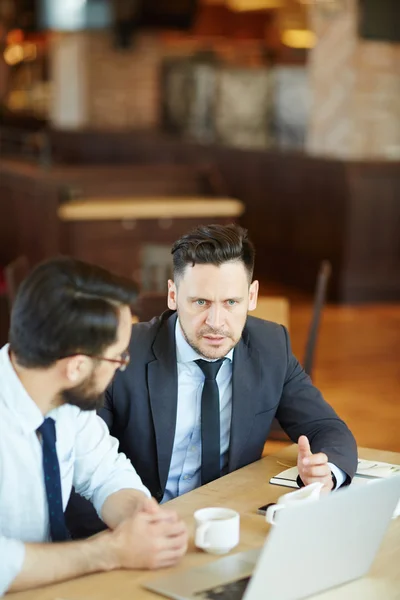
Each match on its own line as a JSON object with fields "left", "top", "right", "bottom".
{"left": 37, "top": 417, "right": 69, "bottom": 542}
{"left": 195, "top": 358, "right": 225, "bottom": 485}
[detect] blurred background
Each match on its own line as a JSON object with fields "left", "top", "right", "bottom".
{"left": 0, "top": 0, "right": 399, "bottom": 451}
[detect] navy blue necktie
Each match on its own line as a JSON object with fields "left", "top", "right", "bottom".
{"left": 37, "top": 417, "right": 69, "bottom": 542}
{"left": 195, "top": 358, "right": 225, "bottom": 485}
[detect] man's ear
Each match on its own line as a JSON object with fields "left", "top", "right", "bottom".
{"left": 248, "top": 280, "right": 259, "bottom": 311}
{"left": 167, "top": 279, "right": 177, "bottom": 310}
{"left": 63, "top": 355, "right": 90, "bottom": 385}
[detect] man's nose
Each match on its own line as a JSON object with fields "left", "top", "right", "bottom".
{"left": 205, "top": 304, "right": 224, "bottom": 329}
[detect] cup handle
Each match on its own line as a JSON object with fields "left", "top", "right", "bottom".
{"left": 195, "top": 522, "right": 211, "bottom": 549}
{"left": 265, "top": 503, "right": 285, "bottom": 525}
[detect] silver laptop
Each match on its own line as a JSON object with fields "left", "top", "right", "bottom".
{"left": 145, "top": 475, "right": 400, "bottom": 600}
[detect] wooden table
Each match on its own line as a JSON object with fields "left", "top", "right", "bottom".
{"left": 9, "top": 447, "right": 400, "bottom": 600}
{"left": 57, "top": 197, "right": 244, "bottom": 221}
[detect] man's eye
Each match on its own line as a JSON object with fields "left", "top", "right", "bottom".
{"left": 196, "top": 299, "right": 206, "bottom": 306}
{"left": 227, "top": 299, "right": 237, "bottom": 306}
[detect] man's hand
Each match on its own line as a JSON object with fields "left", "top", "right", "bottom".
{"left": 141, "top": 496, "right": 164, "bottom": 515}
{"left": 297, "top": 435, "right": 333, "bottom": 493}
{"left": 9, "top": 508, "right": 188, "bottom": 593}
{"left": 108, "top": 509, "right": 188, "bottom": 570}
{"left": 101, "top": 490, "right": 162, "bottom": 530}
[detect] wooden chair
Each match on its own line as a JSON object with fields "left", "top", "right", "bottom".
{"left": 250, "top": 296, "right": 290, "bottom": 328}
{"left": 254, "top": 261, "right": 332, "bottom": 377}
{"left": 303, "top": 260, "right": 331, "bottom": 378}
{"left": 4, "top": 256, "right": 30, "bottom": 308}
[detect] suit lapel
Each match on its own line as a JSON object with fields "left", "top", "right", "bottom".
{"left": 148, "top": 312, "right": 178, "bottom": 493}
{"left": 229, "top": 329, "right": 263, "bottom": 471}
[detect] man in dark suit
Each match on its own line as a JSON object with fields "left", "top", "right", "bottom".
{"left": 67, "top": 224, "right": 357, "bottom": 537}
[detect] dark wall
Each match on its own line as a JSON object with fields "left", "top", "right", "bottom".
{"left": 0, "top": 159, "right": 237, "bottom": 282}
{"left": 49, "top": 130, "right": 400, "bottom": 303}
{"left": 1, "top": 130, "right": 399, "bottom": 304}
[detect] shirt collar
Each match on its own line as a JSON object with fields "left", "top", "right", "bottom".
{"left": 175, "top": 319, "right": 234, "bottom": 364}
{"left": 0, "top": 344, "right": 45, "bottom": 434}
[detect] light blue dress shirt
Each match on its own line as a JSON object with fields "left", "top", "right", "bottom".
{"left": 162, "top": 321, "right": 234, "bottom": 502}
{"left": 162, "top": 320, "right": 345, "bottom": 502}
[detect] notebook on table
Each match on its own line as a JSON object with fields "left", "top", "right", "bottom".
{"left": 269, "top": 458, "right": 400, "bottom": 517}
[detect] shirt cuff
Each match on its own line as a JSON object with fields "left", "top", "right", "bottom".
{"left": 328, "top": 462, "right": 346, "bottom": 489}
{"left": 0, "top": 538, "right": 25, "bottom": 596}
{"left": 93, "top": 482, "right": 151, "bottom": 518}
{"left": 91, "top": 456, "right": 151, "bottom": 517}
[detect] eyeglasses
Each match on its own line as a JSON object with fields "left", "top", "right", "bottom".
{"left": 88, "top": 350, "right": 130, "bottom": 372}
{"left": 60, "top": 350, "right": 130, "bottom": 372}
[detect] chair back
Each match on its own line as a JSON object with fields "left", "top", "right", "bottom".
{"left": 250, "top": 296, "right": 290, "bottom": 329}
{"left": 303, "top": 261, "right": 331, "bottom": 377}
{"left": 249, "top": 296, "right": 291, "bottom": 443}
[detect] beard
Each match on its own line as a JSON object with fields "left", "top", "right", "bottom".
{"left": 179, "top": 318, "right": 240, "bottom": 360}
{"left": 60, "top": 369, "right": 105, "bottom": 412}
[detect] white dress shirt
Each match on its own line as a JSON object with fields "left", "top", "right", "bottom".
{"left": 163, "top": 321, "right": 345, "bottom": 503}
{"left": 0, "top": 344, "right": 150, "bottom": 596}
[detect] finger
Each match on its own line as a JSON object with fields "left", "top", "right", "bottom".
{"left": 155, "top": 545, "right": 188, "bottom": 566}
{"left": 298, "top": 435, "right": 311, "bottom": 458}
{"left": 153, "top": 519, "right": 187, "bottom": 539}
{"left": 158, "top": 508, "right": 180, "bottom": 522}
{"left": 301, "top": 475, "right": 332, "bottom": 488}
{"left": 164, "top": 531, "right": 189, "bottom": 552}
{"left": 164, "top": 530, "right": 187, "bottom": 544}
{"left": 151, "top": 531, "right": 187, "bottom": 554}
{"left": 302, "top": 452, "right": 328, "bottom": 466}
{"left": 166, "top": 521, "right": 188, "bottom": 539}
{"left": 149, "top": 531, "right": 188, "bottom": 565}
{"left": 146, "top": 509, "right": 179, "bottom": 524}
{"left": 320, "top": 481, "right": 333, "bottom": 494}
{"left": 153, "top": 553, "right": 185, "bottom": 569}
{"left": 303, "top": 464, "right": 331, "bottom": 478}
{"left": 142, "top": 497, "right": 161, "bottom": 515}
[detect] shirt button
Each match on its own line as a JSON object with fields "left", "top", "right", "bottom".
{"left": 183, "top": 475, "right": 191, "bottom": 481}
{"left": 190, "top": 446, "right": 197, "bottom": 452}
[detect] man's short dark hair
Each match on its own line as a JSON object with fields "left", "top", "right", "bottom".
{"left": 9, "top": 257, "right": 138, "bottom": 368}
{"left": 171, "top": 224, "right": 255, "bottom": 282}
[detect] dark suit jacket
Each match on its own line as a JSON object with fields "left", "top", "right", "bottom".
{"left": 66, "top": 310, "right": 357, "bottom": 537}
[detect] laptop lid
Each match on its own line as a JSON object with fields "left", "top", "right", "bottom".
{"left": 244, "top": 475, "right": 400, "bottom": 600}
{"left": 145, "top": 475, "right": 400, "bottom": 600}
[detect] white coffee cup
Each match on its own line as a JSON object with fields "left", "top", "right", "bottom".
{"left": 194, "top": 507, "right": 240, "bottom": 555}
{"left": 266, "top": 482, "right": 323, "bottom": 525}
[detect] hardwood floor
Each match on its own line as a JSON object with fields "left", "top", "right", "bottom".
{"left": 259, "top": 286, "right": 400, "bottom": 454}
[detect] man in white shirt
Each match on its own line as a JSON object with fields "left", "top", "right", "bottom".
{"left": 0, "top": 257, "right": 188, "bottom": 596}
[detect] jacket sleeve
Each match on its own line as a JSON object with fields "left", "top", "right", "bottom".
{"left": 275, "top": 326, "right": 358, "bottom": 484}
